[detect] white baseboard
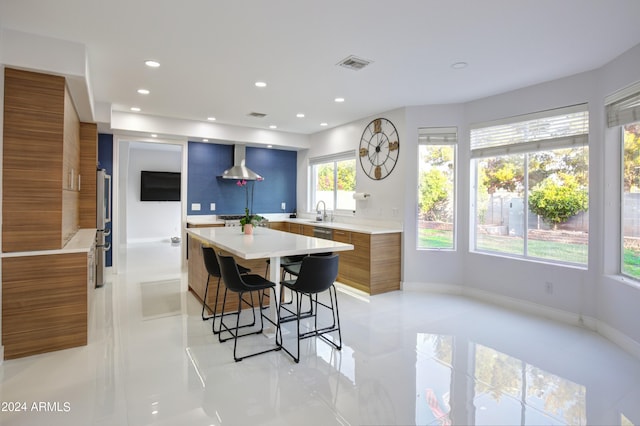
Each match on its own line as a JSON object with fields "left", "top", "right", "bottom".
{"left": 402, "top": 281, "right": 640, "bottom": 359}
{"left": 596, "top": 320, "right": 640, "bottom": 360}
{"left": 402, "top": 281, "right": 463, "bottom": 295}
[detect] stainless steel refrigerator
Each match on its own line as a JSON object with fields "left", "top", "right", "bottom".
{"left": 96, "top": 169, "right": 111, "bottom": 288}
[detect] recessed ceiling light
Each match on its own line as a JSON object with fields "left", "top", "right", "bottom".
{"left": 151, "top": 134, "right": 157, "bottom": 138}
{"left": 267, "top": 145, "right": 273, "bottom": 148}
{"left": 255, "top": 81, "right": 267, "bottom": 88}
{"left": 334, "top": 97, "right": 345, "bottom": 103}
{"left": 269, "top": 125, "right": 277, "bottom": 129}
{"left": 137, "top": 89, "right": 150, "bottom": 95}
{"left": 296, "top": 113, "right": 305, "bottom": 118}
{"left": 144, "top": 60, "right": 160, "bottom": 68}
{"left": 207, "top": 117, "right": 216, "bottom": 121}
{"left": 203, "top": 139, "right": 209, "bottom": 142}
{"left": 320, "top": 122, "right": 328, "bottom": 126}
{"left": 451, "top": 61, "right": 468, "bottom": 69}
{"left": 130, "top": 107, "right": 141, "bottom": 112}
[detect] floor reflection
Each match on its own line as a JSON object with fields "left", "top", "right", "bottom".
{"left": 1, "top": 242, "right": 640, "bottom": 425}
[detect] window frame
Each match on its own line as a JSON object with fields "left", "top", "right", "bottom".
{"left": 416, "top": 127, "right": 457, "bottom": 251}
{"left": 605, "top": 83, "right": 640, "bottom": 281}
{"left": 308, "top": 150, "right": 357, "bottom": 215}
{"left": 470, "top": 105, "right": 590, "bottom": 267}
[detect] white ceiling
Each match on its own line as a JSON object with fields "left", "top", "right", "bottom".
{"left": 3, "top": 0, "right": 640, "bottom": 136}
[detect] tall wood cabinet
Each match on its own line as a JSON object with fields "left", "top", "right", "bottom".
{"left": 2, "top": 68, "right": 81, "bottom": 252}
{"left": 1, "top": 68, "right": 97, "bottom": 360}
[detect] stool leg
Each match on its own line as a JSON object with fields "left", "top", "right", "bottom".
{"left": 212, "top": 277, "right": 223, "bottom": 334}
{"left": 201, "top": 275, "right": 213, "bottom": 321}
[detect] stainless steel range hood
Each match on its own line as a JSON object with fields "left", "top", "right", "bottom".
{"left": 221, "top": 145, "right": 262, "bottom": 180}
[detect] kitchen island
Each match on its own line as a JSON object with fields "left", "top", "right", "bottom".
{"left": 186, "top": 226, "right": 353, "bottom": 317}
{"left": 186, "top": 215, "right": 403, "bottom": 295}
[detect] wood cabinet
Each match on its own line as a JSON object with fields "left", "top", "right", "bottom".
{"left": 274, "top": 222, "right": 402, "bottom": 295}
{"left": 268, "top": 221, "right": 288, "bottom": 232}
{"left": 289, "top": 223, "right": 304, "bottom": 234}
{"left": 2, "top": 68, "right": 82, "bottom": 252}
{"left": 1, "top": 229, "right": 96, "bottom": 360}
{"left": 302, "top": 224, "right": 314, "bottom": 237}
{"left": 79, "top": 123, "right": 98, "bottom": 228}
{"left": 2, "top": 68, "right": 97, "bottom": 360}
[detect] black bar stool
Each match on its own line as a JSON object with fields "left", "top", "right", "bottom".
{"left": 216, "top": 252, "right": 282, "bottom": 362}
{"left": 277, "top": 254, "right": 341, "bottom": 363}
{"left": 201, "top": 246, "right": 254, "bottom": 335}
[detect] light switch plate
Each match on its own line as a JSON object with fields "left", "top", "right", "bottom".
{"left": 281, "top": 202, "right": 286, "bottom": 210}
{"left": 192, "top": 203, "right": 201, "bottom": 211}
{"left": 210, "top": 203, "right": 216, "bottom": 211}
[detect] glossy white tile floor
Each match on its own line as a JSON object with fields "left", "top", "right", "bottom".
{"left": 2, "top": 242, "right": 640, "bottom": 425}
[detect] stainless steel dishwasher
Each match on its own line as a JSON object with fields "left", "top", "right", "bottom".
{"left": 313, "top": 226, "right": 333, "bottom": 240}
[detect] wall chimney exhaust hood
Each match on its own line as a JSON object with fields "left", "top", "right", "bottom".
{"left": 220, "top": 145, "right": 262, "bottom": 180}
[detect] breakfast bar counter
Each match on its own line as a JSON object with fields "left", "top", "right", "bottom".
{"left": 186, "top": 226, "right": 354, "bottom": 316}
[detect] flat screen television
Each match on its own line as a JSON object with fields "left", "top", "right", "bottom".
{"left": 140, "top": 171, "right": 181, "bottom": 201}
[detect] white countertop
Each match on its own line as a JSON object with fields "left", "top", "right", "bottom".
{"left": 283, "top": 218, "right": 402, "bottom": 234}
{"left": 186, "top": 215, "right": 225, "bottom": 226}
{"left": 186, "top": 226, "right": 353, "bottom": 259}
{"left": 1, "top": 228, "right": 97, "bottom": 258}
{"left": 186, "top": 214, "right": 402, "bottom": 234}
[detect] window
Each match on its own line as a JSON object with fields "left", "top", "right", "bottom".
{"left": 417, "top": 127, "right": 457, "bottom": 250}
{"left": 606, "top": 85, "right": 640, "bottom": 279}
{"left": 471, "top": 105, "right": 589, "bottom": 265}
{"left": 309, "top": 151, "right": 356, "bottom": 213}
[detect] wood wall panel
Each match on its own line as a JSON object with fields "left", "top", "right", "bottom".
{"left": 3, "top": 68, "right": 65, "bottom": 115}
{"left": 79, "top": 123, "right": 97, "bottom": 228}
{"left": 2, "top": 252, "right": 88, "bottom": 359}
{"left": 2, "top": 68, "right": 65, "bottom": 252}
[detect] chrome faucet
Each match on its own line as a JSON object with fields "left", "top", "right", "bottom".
{"left": 316, "top": 200, "right": 327, "bottom": 222}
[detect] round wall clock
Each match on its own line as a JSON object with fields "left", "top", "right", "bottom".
{"left": 359, "top": 118, "right": 400, "bottom": 180}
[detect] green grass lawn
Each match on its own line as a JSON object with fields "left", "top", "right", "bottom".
{"left": 419, "top": 228, "right": 640, "bottom": 278}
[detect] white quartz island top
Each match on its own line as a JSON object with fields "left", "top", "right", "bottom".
{"left": 186, "top": 226, "right": 354, "bottom": 259}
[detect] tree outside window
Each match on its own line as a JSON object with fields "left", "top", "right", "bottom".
{"left": 622, "top": 123, "right": 640, "bottom": 279}
{"left": 311, "top": 156, "right": 356, "bottom": 212}
{"left": 418, "top": 142, "right": 455, "bottom": 250}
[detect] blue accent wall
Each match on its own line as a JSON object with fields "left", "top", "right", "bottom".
{"left": 98, "top": 133, "right": 113, "bottom": 267}
{"left": 187, "top": 141, "right": 297, "bottom": 215}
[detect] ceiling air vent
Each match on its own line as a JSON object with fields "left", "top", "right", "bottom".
{"left": 337, "top": 55, "right": 372, "bottom": 71}
{"left": 247, "top": 112, "right": 267, "bottom": 118}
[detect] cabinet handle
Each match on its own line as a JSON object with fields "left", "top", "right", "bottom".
{"left": 78, "top": 174, "right": 81, "bottom": 191}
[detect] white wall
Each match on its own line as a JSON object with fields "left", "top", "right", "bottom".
{"left": 303, "top": 108, "right": 407, "bottom": 225}
{"left": 308, "top": 43, "right": 640, "bottom": 357}
{"left": 403, "top": 104, "right": 466, "bottom": 287}
{"left": 461, "top": 71, "right": 601, "bottom": 322}
{"left": 126, "top": 143, "right": 182, "bottom": 243}
{"left": 599, "top": 44, "right": 640, "bottom": 350}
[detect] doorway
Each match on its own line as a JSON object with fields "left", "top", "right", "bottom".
{"left": 111, "top": 137, "right": 188, "bottom": 275}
